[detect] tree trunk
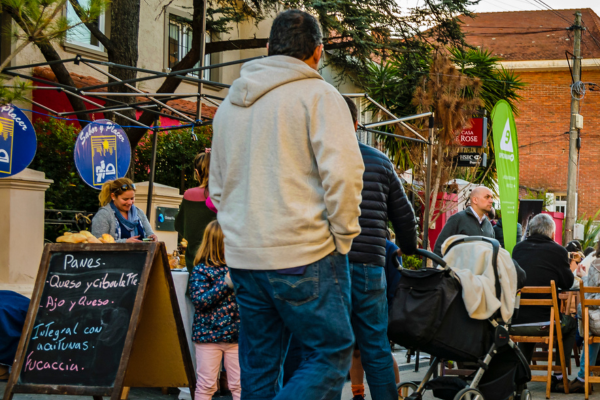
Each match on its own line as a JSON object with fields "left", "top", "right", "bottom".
{"left": 2, "top": 6, "right": 91, "bottom": 127}
{"left": 38, "top": 42, "right": 91, "bottom": 128}
{"left": 106, "top": 0, "right": 142, "bottom": 151}
{"left": 130, "top": 0, "right": 205, "bottom": 147}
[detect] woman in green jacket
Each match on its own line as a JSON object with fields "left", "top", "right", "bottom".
{"left": 175, "top": 151, "right": 217, "bottom": 272}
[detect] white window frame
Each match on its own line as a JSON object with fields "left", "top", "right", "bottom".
{"left": 167, "top": 14, "right": 211, "bottom": 80}
{"left": 65, "top": 0, "right": 105, "bottom": 52}
{"left": 551, "top": 193, "right": 577, "bottom": 216}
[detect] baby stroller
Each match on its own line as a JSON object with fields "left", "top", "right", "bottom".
{"left": 388, "top": 236, "right": 531, "bottom": 400}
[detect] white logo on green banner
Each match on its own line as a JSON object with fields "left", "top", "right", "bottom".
{"left": 492, "top": 100, "right": 520, "bottom": 254}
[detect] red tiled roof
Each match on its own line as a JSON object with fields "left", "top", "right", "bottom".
{"left": 32, "top": 66, "right": 217, "bottom": 119}
{"left": 460, "top": 8, "right": 600, "bottom": 61}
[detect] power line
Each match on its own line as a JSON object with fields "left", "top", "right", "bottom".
{"left": 530, "top": 0, "right": 572, "bottom": 24}
{"left": 465, "top": 28, "right": 567, "bottom": 36}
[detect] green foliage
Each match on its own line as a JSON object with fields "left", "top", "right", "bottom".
{"left": 30, "top": 119, "right": 212, "bottom": 241}
{"left": 1, "top": 0, "right": 108, "bottom": 70}
{"left": 203, "top": 0, "right": 479, "bottom": 79}
{"left": 576, "top": 209, "right": 600, "bottom": 250}
{"left": 450, "top": 47, "right": 525, "bottom": 191}
{"left": 360, "top": 47, "right": 524, "bottom": 191}
{"left": 29, "top": 119, "right": 98, "bottom": 241}
{"left": 0, "top": 78, "right": 32, "bottom": 105}
{"left": 134, "top": 126, "right": 212, "bottom": 192}
{"left": 402, "top": 254, "right": 422, "bottom": 270}
{"left": 522, "top": 188, "right": 551, "bottom": 211}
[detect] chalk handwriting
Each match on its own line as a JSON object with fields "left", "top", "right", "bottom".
{"left": 63, "top": 255, "right": 101, "bottom": 271}
{"left": 24, "top": 351, "right": 79, "bottom": 372}
{"left": 84, "top": 273, "right": 139, "bottom": 293}
{"left": 32, "top": 321, "right": 78, "bottom": 341}
{"left": 48, "top": 274, "right": 81, "bottom": 289}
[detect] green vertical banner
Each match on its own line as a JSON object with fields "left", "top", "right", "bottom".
{"left": 492, "top": 100, "right": 520, "bottom": 254}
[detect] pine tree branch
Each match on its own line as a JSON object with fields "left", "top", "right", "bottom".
{"left": 68, "top": 0, "right": 115, "bottom": 52}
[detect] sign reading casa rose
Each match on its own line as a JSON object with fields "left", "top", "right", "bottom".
{"left": 457, "top": 118, "right": 487, "bottom": 148}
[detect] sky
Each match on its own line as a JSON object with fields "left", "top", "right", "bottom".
{"left": 398, "top": 0, "right": 600, "bottom": 17}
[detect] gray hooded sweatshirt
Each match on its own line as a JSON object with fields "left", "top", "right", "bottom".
{"left": 209, "top": 56, "right": 364, "bottom": 270}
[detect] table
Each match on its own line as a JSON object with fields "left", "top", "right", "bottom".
{"left": 171, "top": 270, "right": 196, "bottom": 400}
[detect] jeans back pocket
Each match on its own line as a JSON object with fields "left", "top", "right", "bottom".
{"left": 267, "top": 265, "right": 319, "bottom": 306}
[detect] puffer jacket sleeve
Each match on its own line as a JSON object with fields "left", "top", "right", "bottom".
{"left": 387, "top": 163, "right": 417, "bottom": 255}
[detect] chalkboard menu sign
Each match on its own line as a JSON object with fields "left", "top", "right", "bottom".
{"left": 19, "top": 250, "right": 146, "bottom": 386}
{"left": 4, "top": 243, "right": 195, "bottom": 400}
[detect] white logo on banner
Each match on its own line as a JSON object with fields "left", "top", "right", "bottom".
{"left": 95, "top": 160, "right": 116, "bottom": 183}
{"left": 500, "top": 119, "right": 513, "bottom": 153}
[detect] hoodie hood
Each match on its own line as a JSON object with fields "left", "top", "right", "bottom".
{"left": 229, "top": 56, "right": 323, "bottom": 107}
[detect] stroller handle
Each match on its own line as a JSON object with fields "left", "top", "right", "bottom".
{"left": 415, "top": 249, "right": 447, "bottom": 267}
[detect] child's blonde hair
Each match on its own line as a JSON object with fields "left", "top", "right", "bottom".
{"left": 194, "top": 220, "right": 225, "bottom": 267}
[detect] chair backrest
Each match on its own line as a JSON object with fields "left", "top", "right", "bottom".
{"left": 579, "top": 283, "right": 600, "bottom": 308}
{"left": 519, "top": 281, "right": 561, "bottom": 321}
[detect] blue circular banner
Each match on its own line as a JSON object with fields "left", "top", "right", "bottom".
{"left": 74, "top": 120, "right": 131, "bottom": 190}
{"left": 0, "top": 104, "right": 37, "bottom": 178}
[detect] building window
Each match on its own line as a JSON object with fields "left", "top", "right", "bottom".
{"left": 555, "top": 194, "right": 567, "bottom": 214}
{"left": 66, "top": 0, "right": 105, "bottom": 50}
{"left": 168, "top": 15, "right": 211, "bottom": 80}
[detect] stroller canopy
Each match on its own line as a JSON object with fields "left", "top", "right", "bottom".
{"left": 442, "top": 235, "right": 518, "bottom": 322}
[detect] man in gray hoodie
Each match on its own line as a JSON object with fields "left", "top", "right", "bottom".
{"left": 209, "top": 9, "right": 365, "bottom": 400}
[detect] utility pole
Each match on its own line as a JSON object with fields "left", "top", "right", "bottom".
{"left": 565, "top": 11, "right": 582, "bottom": 243}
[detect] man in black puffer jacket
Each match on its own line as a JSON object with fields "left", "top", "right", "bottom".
{"left": 341, "top": 97, "right": 417, "bottom": 400}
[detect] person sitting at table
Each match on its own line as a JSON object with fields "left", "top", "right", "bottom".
{"left": 92, "top": 178, "right": 157, "bottom": 243}
{"left": 510, "top": 213, "right": 576, "bottom": 393}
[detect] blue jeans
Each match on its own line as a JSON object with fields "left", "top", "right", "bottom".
{"left": 334, "top": 264, "right": 397, "bottom": 400}
{"left": 230, "top": 253, "right": 355, "bottom": 400}
{"left": 578, "top": 343, "right": 600, "bottom": 380}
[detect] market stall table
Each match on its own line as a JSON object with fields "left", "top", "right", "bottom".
{"left": 171, "top": 269, "right": 196, "bottom": 399}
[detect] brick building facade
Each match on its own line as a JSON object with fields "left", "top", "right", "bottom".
{"left": 462, "top": 9, "right": 600, "bottom": 217}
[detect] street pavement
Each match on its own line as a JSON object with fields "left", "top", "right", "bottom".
{"left": 1, "top": 347, "right": 595, "bottom": 399}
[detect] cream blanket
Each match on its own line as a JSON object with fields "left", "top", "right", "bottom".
{"left": 442, "top": 235, "right": 518, "bottom": 322}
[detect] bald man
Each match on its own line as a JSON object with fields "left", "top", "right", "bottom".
{"left": 433, "top": 186, "right": 495, "bottom": 257}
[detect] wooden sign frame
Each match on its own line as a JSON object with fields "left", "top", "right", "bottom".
{"left": 3, "top": 242, "right": 196, "bottom": 400}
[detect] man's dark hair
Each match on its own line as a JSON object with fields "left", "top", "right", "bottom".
{"left": 566, "top": 240, "right": 582, "bottom": 253}
{"left": 343, "top": 96, "right": 358, "bottom": 126}
{"left": 584, "top": 246, "right": 595, "bottom": 257}
{"left": 268, "top": 9, "right": 322, "bottom": 60}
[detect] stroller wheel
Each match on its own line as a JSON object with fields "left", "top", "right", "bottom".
{"left": 454, "top": 388, "right": 484, "bottom": 400}
{"left": 397, "top": 382, "right": 418, "bottom": 399}
{"left": 518, "top": 389, "right": 532, "bottom": 400}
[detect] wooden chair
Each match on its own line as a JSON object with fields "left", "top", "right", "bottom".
{"left": 578, "top": 283, "right": 600, "bottom": 399}
{"left": 510, "top": 281, "right": 569, "bottom": 399}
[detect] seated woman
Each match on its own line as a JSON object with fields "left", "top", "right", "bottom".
{"left": 92, "top": 178, "right": 157, "bottom": 243}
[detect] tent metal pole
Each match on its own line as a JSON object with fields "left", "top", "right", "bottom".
{"left": 79, "top": 92, "right": 200, "bottom": 97}
{"left": 60, "top": 88, "right": 150, "bottom": 128}
{"left": 146, "top": 115, "right": 160, "bottom": 219}
{"left": 422, "top": 114, "right": 435, "bottom": 265}
{"left": 359, "top": 127, "right": 428, "bottom": 144}
{"left": 365, "top": 112, "right": 433, "bottom": 128}
{"left": 2, "top": 57, "right": 78, "bottom": 71}
{"left": 77, "top": 55, "right": 257, "bottom": 91}
{"left": 82, "top": 61, "right": 195, "bottom": 123}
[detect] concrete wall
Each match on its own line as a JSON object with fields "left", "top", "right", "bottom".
{"left": 0, "top": 169, "right": 53, "bottom": 298}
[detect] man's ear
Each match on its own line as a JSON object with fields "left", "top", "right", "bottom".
{"left": 314, "top": 44, "right": 324, "bottom": 63}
